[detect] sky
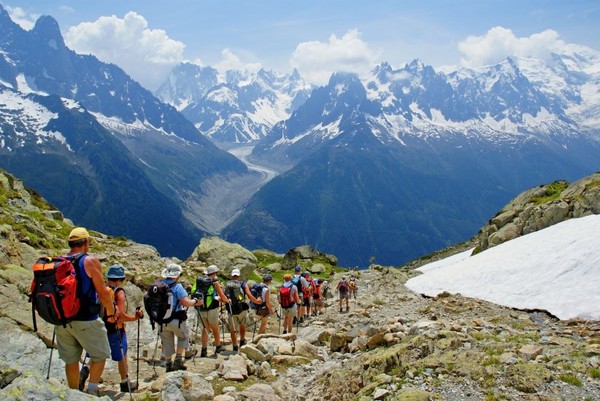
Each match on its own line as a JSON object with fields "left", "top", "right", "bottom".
{"left": 4, "top": 1, "right": 600, "bottom": 90}
{"left": 405, "top": 214, "right": 600, "bottom": 321}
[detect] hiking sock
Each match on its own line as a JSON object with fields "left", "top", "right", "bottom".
{"left": 87, "top": 382, "right": 100, "bottom": 395}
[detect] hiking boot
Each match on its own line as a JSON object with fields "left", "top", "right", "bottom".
{"left": 215, "top": 345, "right": 224, "bottom": 354}
{"left": 185, "top": 349, "right": 197, "bottom": 359}
{"left": 200, "top": 347, "right": 207, "bottom": 357}
{"left": 86, "top": 388, "right": 101, "bottom": 397}
{"left": 233, "top": 345, "right": 239, "bottom": 352}
{"left": 172, "top": 358, "right": 187, "bottom": 371}
{"left": 239, "top": 339, "right": 247, "bottom": 346}
{"left": 346, "top": 307, "right": 349, "bottom": 312}
{"left": 292, "top": 316, "right": 297, "bottom": 324}
{"left": 120, "top": 380, "right": 138, "bottom": 392}
{"left": 78, "top": 365, "right": 90, "bottom": 391}
{"left": 165, "top": 361, "right": 174, "bottom": 372}
{"left": 339, "top": 307, "right": 343, "bottom": 312}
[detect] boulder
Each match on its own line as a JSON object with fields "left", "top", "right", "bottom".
{"left": 190, "top": 237, "right": 257, "bottom": 278}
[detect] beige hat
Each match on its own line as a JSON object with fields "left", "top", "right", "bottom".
{"left": 161, "top": 263, "right": 183, "bottom": 278}
{"left": 206, "top": 264, "right": 219, "bottom": 275}
{"left": 231, "top": 269, "right": 241, "bottom": 277}
{"left": 68, "top": 227, "right": 90, "bottom": 241}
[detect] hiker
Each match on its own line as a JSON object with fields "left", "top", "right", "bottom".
{"left": 225, "top": 269, "right": 262, "bottom": 351}
{"left": 280, "top": 274, "right": 301, "bottom": 334}
{"left": 257, "top": 274, "right": 274, "bottom": 334}
{"left": 104, "top": 265, "right": 144, "bottom": 392}
{"left": 55, "top": 227, "right": 116, "bottom": 395}
{"left": 193, "top": 264, "right": 231, "bottom": 356}
{"left": 348, "top": 274, "right": 358, "bottom": 299}
{"left": 158, "top": 263, "right": 198, "bottom": 372}
{"left": 301, "top": 272, "right": 313, "bottom": 319}
{"left": 313, "top": 278, "right": 324, "bottom": 315}
{"left": 337, "top": 277, "right": 350, "bottom": 312}
{"left": 291, "top": 266, "right": 309, "bottom": 324}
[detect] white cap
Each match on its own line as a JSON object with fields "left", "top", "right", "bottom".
{"left": 161, "top": 263, "right": 183, "bottom": 278}
{"left": 231, "top": 269, "right": 241, "bottom": 277}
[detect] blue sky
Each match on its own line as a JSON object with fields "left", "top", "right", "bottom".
{"left": 4, "top": 1, "right": 600, "bottom": 89}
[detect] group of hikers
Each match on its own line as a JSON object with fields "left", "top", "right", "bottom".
{"left": 30, "top": 227, "right": 359, "bottom": 396}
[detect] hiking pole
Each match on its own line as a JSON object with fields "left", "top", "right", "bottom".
{"left": 46, "top": 328, "right": 56, "bottom": 379}
{"left": 136, "top": 307, "right": 141, "bottom": 388}
{"left": 278, "top": 306, "right": 281, "bottom": 335}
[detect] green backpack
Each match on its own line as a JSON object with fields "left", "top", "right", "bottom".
{"left": 192, "top": 276, "right": 218, "bottom": 310}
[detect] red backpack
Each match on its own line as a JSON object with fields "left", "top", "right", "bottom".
{"left": 279, "top": 284, "right": 294, "bottom": 308}
{"left": 30, "top": 254, "right": 85, "bottom": 331}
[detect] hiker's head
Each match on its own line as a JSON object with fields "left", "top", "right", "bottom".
{"left": 294, "top": 266, "right": 301, "bottom": 273}
{"left": 300, "top": 272, "right": 308, "bottom": 278}
{"left": 68, "top": 227, "right": 90, "bottom": 248}
{"left": 283, "top": 274, "right": 292, "bottom": 282}
{"left": 106, "top": 265, "right": 126, "bottom": 282}
{"left": 262, "top": 273, "right": 272, "bottom": 283}
{"left": 318, "top": 278, "right": 324, "bottom": 284}
{"left": 206, "top": 264, "right": 219, "bottom": 277}
{"left": 161, "top": 263, "right": 183, "bottom": 279}
{"left": 231, "top": 269, "right": 241, "bottom": 278}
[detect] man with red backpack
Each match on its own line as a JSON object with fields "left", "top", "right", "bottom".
{"left": 279, "top": 274, "right": 301, "bottom": 334}
{"left": 56, "top": 228, "right": 117, "bottom": 395}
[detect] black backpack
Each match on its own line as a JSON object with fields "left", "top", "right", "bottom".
{"left": 144, "top": 280, "right": 177, "bottom": 330}
{"left": 225, "top": 280, "right": 247, "bottom": 314}
{"left": 249, "top": 283, "right": 265, "bottom": 310}
{"left": 193, "top": 276, "right": 218, "bottom": 310}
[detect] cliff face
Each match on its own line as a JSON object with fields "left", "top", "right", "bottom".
{"left": 1, "top": 169, "right": 599, "bottom": 400}
{"left": 475, "top": 172, "right": 600, "bottom": 253}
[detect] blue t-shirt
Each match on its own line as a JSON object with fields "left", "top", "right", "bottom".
{"left": 163, "top": 278, "right": 188, "bottom": 312}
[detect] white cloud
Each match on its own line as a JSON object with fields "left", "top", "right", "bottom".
{"left": 5, "top": 5, "right": 39, "bottom": 30}
{"left": 64, "top": 12, "right": 185, "bottom": 90}
{"left": 215, "top": 49, "right": 262, "bottom": 75}
{"left": 290, "top": 29, "right": 381, "bottom": 86}
{"left": 458, "top": 26, "right": 568, "bottom": 68}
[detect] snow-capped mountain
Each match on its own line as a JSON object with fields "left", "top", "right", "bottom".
{"left": 155, "top": 63, "right": 312, "bottom": 143}
{"left": 0, "top": 5, "right": 252, "bottom": 258}
{"left": 223, "top": 53, "right": 600, "bottom": 266}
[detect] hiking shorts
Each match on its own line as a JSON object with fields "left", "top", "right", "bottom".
{"left": 159, "top": 319, "right": 189, "bottom": 356}
{"left": 107, "top": 328, "right": 128, "bottom": 361}
{"left": 302, "top": 297, "right": 311, "bottom": 307}
{"left": 281, "top": 305, "right": 297, "bottom": 318}
{"left": 56, "top": 318, "right": 111, "bottom": 364}
{"left": 339, "top": 291, "right": 349, "bottom": 300}
{"left": 198, "top": 308, "right": 219, "bottom": 326}
{"left": 229, "top": 310, "right": 248, "bottom": 331}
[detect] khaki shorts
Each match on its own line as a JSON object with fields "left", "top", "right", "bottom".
{"left": 281, "top": 305, "right": 297, "bottom": 318}
{"left": 229, "top": 310, "right": 248, "bottom": 331}
{"left": 198, "top": 308, "right": 219, "bottom": 326}
{"left": 159, "top": 319, "right": 190, "bottom": 355}
{"left": 56, "top": 319, "right": 111, "bottom": 364}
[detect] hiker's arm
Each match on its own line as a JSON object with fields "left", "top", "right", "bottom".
{"left": 294, "top": 288, "right": 301, "bottom": 304}
{"left": 180, "top": 295, "right": 198, "bottom": 308}
{"left": 265, "top": 290, "right": 274, "bottom": 314}
{"left": 115, "top": 290, "right": 141, "bottom": 322}
{"left": 245, "top": 285, "right": 261, "bottom": 304}
{"left": 215, "top": 282, "right": 230, "bottom": 303}
{"left": 85, "top": 256, "right": 118, "bottom": 319}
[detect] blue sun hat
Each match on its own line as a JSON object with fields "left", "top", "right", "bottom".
{"left": 106, "top": 265, "right": 126, "bottom": 279}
